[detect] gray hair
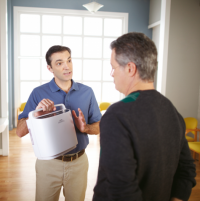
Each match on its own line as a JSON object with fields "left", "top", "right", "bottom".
{"left": 110, "top": 32, "right": 157, "bottom": 82}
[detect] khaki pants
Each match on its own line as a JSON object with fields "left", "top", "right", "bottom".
{"left": 35, "top": 152, "right": 89, "bottom": 201}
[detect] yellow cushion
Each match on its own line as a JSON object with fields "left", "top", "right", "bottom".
{"left": 188, "top": 142, "right": 200, "bottom": 153}
{"left": 184, "top": 117, "right": 198, "bottom": 135}
{"left": 99, "top": 102, "right": 111, "bottom": 112}
{"left": 20, "top": 102, "right": 26, "bottom": 111}
{"left": 186, "top": 136, "right": 195, "bottom": 142}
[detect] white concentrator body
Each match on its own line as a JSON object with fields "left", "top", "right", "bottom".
{"left": 26, "top": 104, "right": 78, "bottom": 160}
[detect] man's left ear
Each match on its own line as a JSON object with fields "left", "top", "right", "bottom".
{"left": 127, "top": 62, "right": 137, "bottom": 77}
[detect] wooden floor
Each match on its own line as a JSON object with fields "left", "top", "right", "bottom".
{"left": 0, "top": 129, "right": 199, "bottom": 201}
{"left": 0, "top": 129, "right": 100, "bottom": 201}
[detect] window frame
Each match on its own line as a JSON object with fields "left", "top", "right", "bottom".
{"left": 14, "top": 6, "right": 128, "bottom": 123}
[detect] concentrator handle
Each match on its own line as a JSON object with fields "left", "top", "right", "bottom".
{"left": 30, "top": 104, "right": 66, "bottom": 118}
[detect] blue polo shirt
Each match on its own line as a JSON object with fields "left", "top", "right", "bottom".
{"left": 19, "top": 78, "right": 102, "bottom": 154}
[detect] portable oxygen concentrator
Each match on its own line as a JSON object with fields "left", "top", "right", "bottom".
{"left": 26, "top": 104, "right": 78, "bottom": 160}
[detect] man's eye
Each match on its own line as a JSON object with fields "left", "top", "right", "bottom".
{"left": 57, "top": 63, "right": 61, "bottom": 66}
{"left": 68, "top": 60, "right": 71, "bottom": 63}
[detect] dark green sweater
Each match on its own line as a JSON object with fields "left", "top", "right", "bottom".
{"left": 93, "top": 90, "right": 196, "bottom": 201}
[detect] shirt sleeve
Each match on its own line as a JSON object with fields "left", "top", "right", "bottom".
{"left": 93, "top": 112, "right": 143, "bottom": 201}
{"left": 18, "top": 89, "right": 39, "bottom": 120}
{"left": 170, "top": 137, "right": 196, "bottom": 200}
{"left": 88, "top": 89, "right": 102, "bottom": 124}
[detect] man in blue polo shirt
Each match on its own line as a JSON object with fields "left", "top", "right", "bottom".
{"left": 16, "top": 45, "right": 102, "bottom": 201}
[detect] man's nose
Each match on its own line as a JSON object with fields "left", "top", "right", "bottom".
{"left": 63, "top": 62, "right": 69, "bottom": 69}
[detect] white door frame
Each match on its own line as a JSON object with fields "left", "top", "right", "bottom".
{"left": 0, "top": 0, "right": 9, "bottom": 156}
{"left": 156, "top": 0, "right": 171, "bottom": 95}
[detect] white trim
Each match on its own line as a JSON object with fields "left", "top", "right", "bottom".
{"left": 14, "top": 6, "right": 129, "bottom": 18}
{"left": 0, "top": 0, "right": 9, "bottom": 156}
{"left": 0, "top": 0, "right": 8, "bottom": 118}
{"left": 148, "top": 21, "right": 160, "bottom": 29}
{"left": 14, "top": 6, "right": 19, "bottom": 127}
{"left": 156, "top": 0, "right": 171, "bottom": 95}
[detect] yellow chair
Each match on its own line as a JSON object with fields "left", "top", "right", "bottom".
{"left": 17, "top": 102, "right": 26, "bottom": 122}
{"left": 99, "top": 102, "right": 111, "bottom": 112}
{"left": 188, "top": 142, "right": 200, "bottom": 164}
{"left": 184, "top": 117, "right": 198, "bottom": 142}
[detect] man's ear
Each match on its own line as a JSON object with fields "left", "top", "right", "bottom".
{"left": 127, "top": 62, "right": 137, "bottom": 77}
{"left": 47, "top": 65, "right": 53, "bottom": 73}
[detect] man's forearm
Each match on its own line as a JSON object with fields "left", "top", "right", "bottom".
{"left": 85, "top": 121, "right": 100, "bottom": 135}
{"left": 16, "top": 118, "right": 29, "bottom": 138}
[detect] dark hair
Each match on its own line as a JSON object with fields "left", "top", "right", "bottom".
{"left": 45, "top": 45, "right": 71, "bottom": 66}
{"left": 110, "top": 32, "right": 157, "bottom": 82}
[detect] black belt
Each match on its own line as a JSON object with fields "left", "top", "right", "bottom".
{"left": 55, "top": 149, "right": 85, "bottom": 162}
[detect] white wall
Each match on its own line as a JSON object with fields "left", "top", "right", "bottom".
{"left": 149, "top": 0, "right": 161, "bottom": 24}
{"left": 149, "top": 0, "right": 171, "bottom": 94}
{"left": 165, "top": 0, "right": 200, "bottom": 119}
{"left": 152, "top": 25, "right": 160, "bottom": 52}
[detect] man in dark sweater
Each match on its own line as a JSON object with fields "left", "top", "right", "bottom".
{"left": 93, "top": 32, "right": 196, "bottom": 201}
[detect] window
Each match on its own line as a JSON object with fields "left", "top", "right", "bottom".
{"left": 14, "top": 7, "right": 128, "bottom": 108}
